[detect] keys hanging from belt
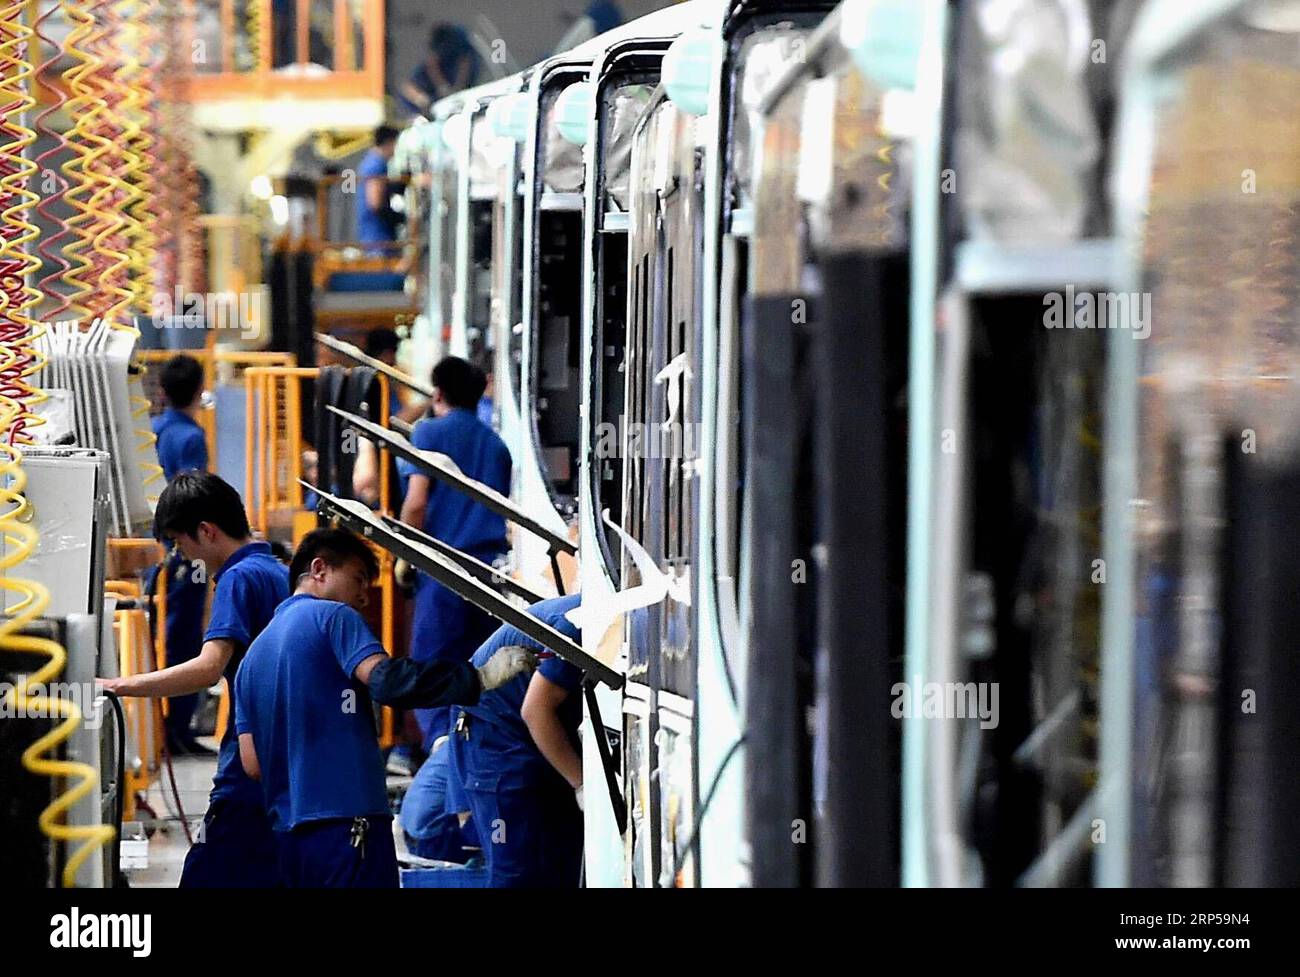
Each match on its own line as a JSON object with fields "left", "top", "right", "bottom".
{"left": 455, "top": 710, "right": 470, "bottom": 740}
{"left": 349, "top": 817, "right": 369, "bottom": 859}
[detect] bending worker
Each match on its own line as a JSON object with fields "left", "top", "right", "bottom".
{"left": 448, "top": 593, "right": 585, "bottom": 887}
{"left": 234, "top": 528, "right": 536, "bottom": 888}
{"left": 399, "top": 356, "right": 512, "bottom": 750}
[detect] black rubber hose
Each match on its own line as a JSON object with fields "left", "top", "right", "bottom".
{"left": 672, "top": 735, "right": 745, "bottom": 884}
{"left": 101, "top": 689, "right": 127, "bottom": 887}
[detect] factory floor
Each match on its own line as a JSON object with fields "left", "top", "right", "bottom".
{"left": 126, "top": 741, "right": 218, "bottom": 888}
{"left": 123, "top": 739, "right": 418, "bottom": 888}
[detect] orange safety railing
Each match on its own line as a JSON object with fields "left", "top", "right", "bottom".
{"left": 245, "top": 365, "right": 314, "bottom": 535}
{"left": 138, "top": 349, "right": 296, "bottom": 477}
{"left": 244, "top": 363, "right": 391, "bottom": 531}
{"left": 109, "top": 600, "right": 160, "bottom": 821}
{"left": 187, "top": 0, "right": 386, "bottom": 103}
{"left": 106, "top": 539, "right": 169, "bottom": 820}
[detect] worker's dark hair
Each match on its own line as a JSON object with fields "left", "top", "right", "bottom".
{"left": 373, "top": 124, "right": 400, "bottom": 148}
{"left": 429, "top": 22, "right": 469, "bottom": 54}
{"left": 289, "top": 527, "right": 379, "bottom": 589}
{"left": 159, "top": 354, "right": 203, "bottom": 410}
{"left": 365, "top": 328, "right": 400, "bottom": 359}
{"left": 153, "top": 472, "right": 250, "bottom": 541}
{"left": 431, "top": 356, "right": 486, "bottom": 409}
{"left": 586, "top": 1, "right": 623, "bottom": 35}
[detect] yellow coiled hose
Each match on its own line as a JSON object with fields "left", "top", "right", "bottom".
{"left": 0, "top": 428, "right": 114, "bottom": 887}
{"left": 0, "top": 0, "right": 48, "bottom": 433}
{"left": 0, "top": 0, "right": 113, "bottom": 887}
{"left": 90, "top": 0, "right": 139, "bottom": 329}
{"left": 245, "top": 0, "right": 262, "bottom": 70}
{"left": 107, "top": 0, "right": 167, "bottom": 498}
{"left": 82, "top": 1, "right": 133, "bottom": 325}
{"left": 61, "top": 0, "right": 163, "bottom": 497}
{"left": 115, "top": 0, "right": 158, "bottom": 319}
{"left": 59, "top": 0, "right": 109, "bottom": 321}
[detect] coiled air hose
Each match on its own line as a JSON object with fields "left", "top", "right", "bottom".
{"left": 0, "top": 0, "right": 114, "bottom": 888}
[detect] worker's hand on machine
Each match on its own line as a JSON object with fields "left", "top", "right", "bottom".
{"left": 394, "top": 558, "right": 417, "bottom": 591}
{"left": 476, "top": 645, "right": 538, "bottom": 692}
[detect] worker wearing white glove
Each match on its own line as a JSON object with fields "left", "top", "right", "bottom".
{"left": 451, "top": 594, "right": 585, "bottom": 887}
{"left": 394, "top": 558, "right": 416, "bottom": 590}
{"left": 476, "top": 645, "right": 538, "bottom": 692}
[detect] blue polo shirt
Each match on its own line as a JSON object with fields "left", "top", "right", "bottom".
{"left": 462, "top": 594, "right": 584, "bottom": 769}
{"left": 401, "top": 408, "right": 511, "bottom": 557}
{"left": 356, "top": 149, "right": 395, "bottom": 245}
{"left": 152, "top": 408, "right": 207, "bottom": 480}
{"left": 206, "top": 542, "right": 290, "bottom": 802}
{"left": 233, "top": 594, "right": 390, "bottom": 832}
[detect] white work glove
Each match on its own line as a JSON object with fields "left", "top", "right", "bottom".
{"left": 574, "top": 782, "right": 584, "bottom": 812}
{"left": 476, "top": 645, "right": 538, "bottom": 691}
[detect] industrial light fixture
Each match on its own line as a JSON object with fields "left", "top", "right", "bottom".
{"left": 554, "top": 82, "right": 594, "bottom": 146}
{"left": 487, "top": 92, "right": 533, "bottom": 143}
{"left": 441, "top": 111, "right": 471, "bottom": 153}
{"left": 840, "top": 0, "right": 926, "bottom": 91}
{"left": 662, "top": 29, "right": 715, "bottom": 117}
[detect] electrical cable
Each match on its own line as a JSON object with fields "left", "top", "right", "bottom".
{"left": 670, "top": 734, "right": 745, "bottom": 884}
{"left": 155, "top": 697, "right": 193, "bottom": 845}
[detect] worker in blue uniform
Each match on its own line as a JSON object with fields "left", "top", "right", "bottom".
{"left": 399, "top": 356, "right": 512, "bottom": 750}
{"left": 398, "top": 22, "right": 481, "bottom": 117}
{"left": 399, "top": 739, "right": 477, "bottom": 862}
{"left": 448, "top": 593, "right": 585, "bottom": 888}
{"left": 101, "top": 473, "right": 289, "bottom": 887}
{"left": 233, "top": 528, "right": 536, "bottom": 888}
{"left": 145, "top": 355, "right": 212, "bottom": 754}
{"left": 356, "top": 125, "right": 401, "bottom": 252}
{"left": 476, "top": 370, "right": 495, "bottom": 428}
{"left": 151, "top": 354, "right": 208, "bottom": 478}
